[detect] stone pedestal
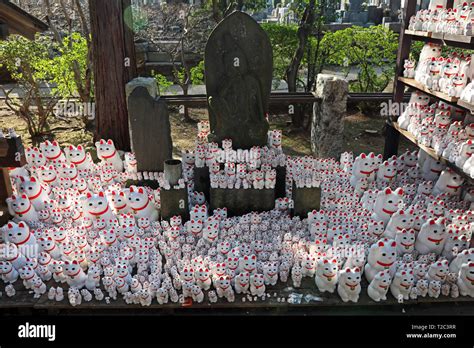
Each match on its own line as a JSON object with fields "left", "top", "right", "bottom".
{"left": 292, "top": 183, "right": 321, "bottom": 218}
{"left": 275, "top": 166, "right": 287, "bottom": 198}
{"left": 311, "top": 74, "right": 348, "bottom": 159}
{"left": 160, "top": 188, "right": 189, "bottom": 222}
{"left": 125, "top": 180, "right": 160, "bottom": 190}
{"left": 126, "top": 78, "right": 172, "bottom": 172}
{"left": 194, "top": 166, "right": 210, "bottom": 200}
{"left": 210, "top": 188, "right": 275, "bottom": 216}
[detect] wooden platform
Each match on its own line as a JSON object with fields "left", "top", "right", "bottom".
{"left": 2, "top": 277, "right": 473, "bottom": 315}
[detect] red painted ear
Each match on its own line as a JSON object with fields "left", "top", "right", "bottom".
{"left": 86, "top": 193, "right": 92, "bottom": 199}
{"left": 355, "top": 267, "right": 360, "bottom": 273}
{"left": 107, "top": 139, "right": 113, "bottom": 145}
{"left": 52, "top": 141, "right": 58, "bottom": 146}
{"left": 384, "top": 188, "right": 392, "bottom": 195}
{"left": 345, "top": 268, "right": 351, "bottom": 272}
{"left": 72, "top": 260, "right": 78, "bottom": 264}
{"left": 391, "top": 241, "right": 396, "bottom": 247}
{"left": 138, "top": 188, "right": 144, "bottom": 194}
{"left": 323, "top": 259, "right": 328, "bottom": 264}
{"left": 98, "top": 192, "right": 104, "bottom": 197}
{"left": 378, "top": 241, "right": 385, "bottom": 247}
{"left": 429, "top": 220, "right": 435, "bottom": 225}
{"left": 7, "top": 223, "right": 13, "bottom": 229}
{"left": 332, "top": 259, "right": 337, "bottom": 264}
{"left": 129, "top": 187, "right": 134, "bottom": 193}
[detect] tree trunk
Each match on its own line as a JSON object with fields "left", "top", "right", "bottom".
{"left": 286, "top": 0, "right": 315, "bottom": 128}
{"left": 89, "top": 0, "right": 137, "bottom": 151}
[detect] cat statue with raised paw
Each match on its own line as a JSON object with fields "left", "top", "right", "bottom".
{"left": 367, "top": 270, "right": 391, "bottom": 302}
{"left": 6, "top": 195, "right": 39, "bottom": 222}
{"left": 432, "top": 168, "right": 464, "bottom": 196}
{"left": 315, "top": 258, "right": 339, "bottom": 293}
{"left": 216, "top": 276, "right": 235, "bottom": 302}
{"left": 365, "top": 239, "right": 397, "bottom": 282}
{"left": 395, "top": 229, "right": 416, "bottom": 255}
{"left": 372, "top": 188, "right": 404, "bottom": 223}
{"left": 128, "top": 187, "right": 158, "bottom": 221}
{"left": 428, "top": 280, "right": 441, "bottom": 298}
{"left": 235, "top": 272, "right": 250, "bottom": 294}
{"left": 457, "top": 262, "right": 474, "bottom": 297}
{"left": 0, "top": 261, "right": 19, "bottom": 283}
{"left": 390, "top": 269, "right": 414, "bottom": 301}
{"left": 63, "top": 261, "right": 87, "bottom": 289}
{"left": 426, "top": 259, "right": 449, "bottom": 282}
{"left": 95, "top": 139, "right": 123, "bottom": 172}
{"left": 337, "top": 267, "right": 361, "bottom": 303}
{"left": 291, "top": 265, "right": 303, "bottom": 288}
{"left": 4, "top": 221, "right": 37, "bottom": 249}
{"left": 250, "top": 273, "right": 266, "bottom": 297}
{"left": 415, "top": 217, "right": 446, "bottom": 255}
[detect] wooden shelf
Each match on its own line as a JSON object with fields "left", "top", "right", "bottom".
{"left": 398, "top": 77, "right": 459, "bottom": 103}
{"left": 392, "top": 122, "right": 473, "bottom": 183}
{"left": 398, "top": 77, "right": 474, "bottom": 113}
{"left": 458, "top": 99, "right": 474, "bottom": 113}
{"left": 405, "top": 29, "right": 431, "bottom": 37}
{"left": 405, "top": 29, "right": 474, "bottom": 48}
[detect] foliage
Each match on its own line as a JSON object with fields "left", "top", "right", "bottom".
{"left": 46, "top": 32, "right": 91, "bottom": 100}
{"left": 202, "top": 0, "right": 267, "bottom": 18}
{"left": 190, "top": 60, "right": 205, "bottom": 85}
{"left": 261, "top": 23, "right": 299, "bottom": 88}
{"left": 322, "top": 25, "right": 398, "bottom": 93}
{"left": 151, "top": 70, "right": 174, "bottom": 95}
{"left": 0, "top": 34, "right": 57, "bottom": 142}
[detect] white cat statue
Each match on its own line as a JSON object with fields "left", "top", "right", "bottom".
{"left": 415, "top": 217, "right": 446, "bottom": 255}
{"left": 364, "top": 239, "right": 397, "bottom": 282}
{"left": 457, "top": 262, "right": 474, "bottom": 297}
{"left": 372, "top": 187, "right": 404, "bottom": 223}
{"left": 128, "top": 186, "right": 158, "bottom": 221}
{"left": 315, "top": 258, "right": 339, "bottom": 293}
{"left": 337, "top": 267, "right": 362, "bottom": 303}
{"left": 6, "top": 194, "right": 39, "bottom": 222}
{"left": 95, "top": 139, "right": 123, "bottom": 172}
{"left": 367, "top": 270, "right": 391, "bottom": 302}
{"left": 63, "top": 260, "right": 87, "bottom": 289}
{"left": 390, "top": 269, "right": 415, "bottom": 301}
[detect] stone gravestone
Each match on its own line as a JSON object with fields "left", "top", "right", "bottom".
{"left": 205, "top": 11, "right": 272, "bottom": 149}
{"left": 126, "top": 78, "right": 173, "bottom": 172}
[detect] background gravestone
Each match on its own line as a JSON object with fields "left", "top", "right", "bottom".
{"left": 205, "top": 11, "right": 272, "bottom": 149}
{"left": 127, "top": 79, "right": 173, "bottom": 172}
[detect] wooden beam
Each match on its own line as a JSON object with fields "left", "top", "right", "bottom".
{"left": 383, "top": 0, "right": 417, "bottom": 160}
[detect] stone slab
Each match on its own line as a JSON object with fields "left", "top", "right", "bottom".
{"left": 210, "top": 187, "right": 275, "bottom": 216}
{"left": 160, "top": 187, "right": 189, "bottom": 222}
{"left": 127, "top": 86, "right": 173, "bottom": 172}
{"left": 193, "top": 166, "right": 210, "bottom": 200}
{"left": 292, "top": 183, "right": 321, "bottom": 218}
{"left": 205, "top": 11, "right": 272, "bottom": 149}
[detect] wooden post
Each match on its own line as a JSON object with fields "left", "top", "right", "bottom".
{"left": 89, "top": 0, "right": 137, "bottom": 151}
{"left": 0, "top": 136, "right": 26, "bottom": 224}
{"left": 383, "top": 0, "right": 417, "bottom": 159}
